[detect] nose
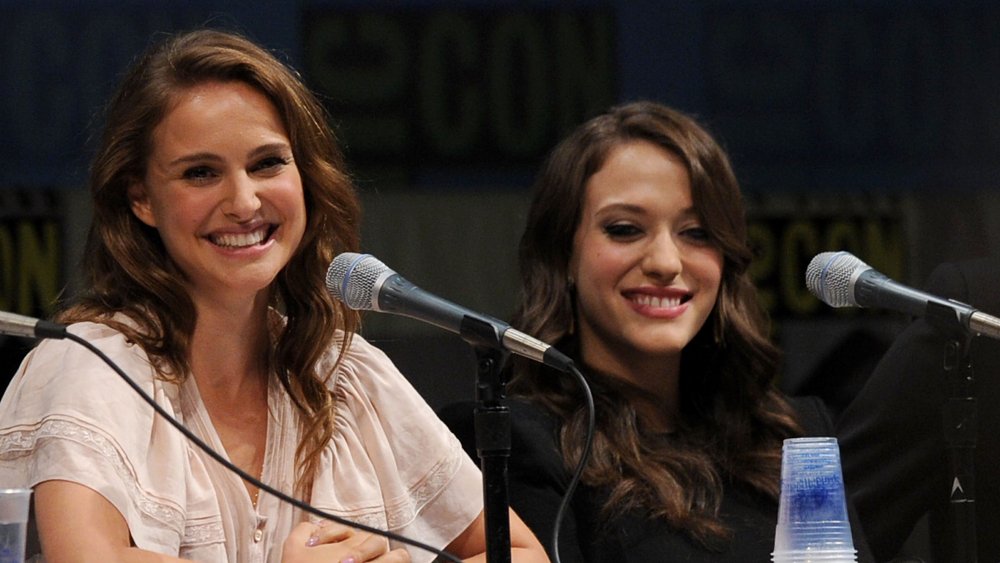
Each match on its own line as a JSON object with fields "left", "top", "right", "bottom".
{"left": 642, "top": 232, "right": 683, "bottom": 281}
{"left": 223, "top": 174, "right": 262, "bottom": 221}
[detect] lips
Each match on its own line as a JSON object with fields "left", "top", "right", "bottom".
{"left": 624, "top": 288, "right": 693, "bottom": 315}
{"left": 209, "top": 224, "right": 275, "bottom": 248}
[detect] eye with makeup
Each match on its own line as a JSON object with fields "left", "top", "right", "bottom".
{"left": 680, "top": 224, "right": 712, "bottom": 244}
{"left": 182, "top": 165, "right": 218, "bottom": 184}
{"left": 251, "top": 155, "right": 292, "bottom": 175}
{"left": 603, "top": 222, "right": 644, "bottom": 241}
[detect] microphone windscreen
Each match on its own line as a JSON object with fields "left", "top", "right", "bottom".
{"left": 325, "top": 253, "right": 391, "bottom": 311}
{"left": 805, "top": 251, "right": 870, "bottom": 307}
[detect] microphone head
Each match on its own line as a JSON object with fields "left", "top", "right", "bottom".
{"left": 325, "top": 252, "right": 393, "bottom": 311}
{"left": 805, "top": 251, "right": 871, "bottom": 307}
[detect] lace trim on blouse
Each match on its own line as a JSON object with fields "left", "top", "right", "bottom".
{"left": 182, "top": 519, "right": 226, "bottom": 547}
{"left": 0, "top": 417, "right": 225, "bottom": 546}
{"left": 315, "top": 436, "right": 465, "bottom": 532}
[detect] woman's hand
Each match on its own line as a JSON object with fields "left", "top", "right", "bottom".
{"left": 282, "top": 521, "right": 410, "bottom": 563}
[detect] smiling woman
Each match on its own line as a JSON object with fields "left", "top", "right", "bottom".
{"left": 439, "top": 101, "right": 876, "bottom": 563}
{"left": 0, "top": 28, "right": 548, "bottom": 563}
{"left": 568, "top": 140, "right": 724, "bottom": 427}
{"left": 127, "top": 80, "right": 307, "bottom": 303}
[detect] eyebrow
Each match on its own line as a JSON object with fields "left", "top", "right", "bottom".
{"left": 248, "top": 142, "right": 293, "bottom": 160}
{"left": 597, "top": 202, "right": 643, "bottom": 213}
{"left": 167, "top": 152, "right": 221, "bottom": 167}
{"left": 165, "top": 143, "right": 292, "bottom": 168}
{"left": 595, "top": 202, "right": 699, "bottom": 218}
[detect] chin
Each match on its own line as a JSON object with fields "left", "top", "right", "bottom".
{"left": 630, "top": 340, "right": 687, "bottom": 358}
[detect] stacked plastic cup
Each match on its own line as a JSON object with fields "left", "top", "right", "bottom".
{"left": 772, "top": 437, "right": 858, "bottom": 563}
{"left": 0, "top": 488, "right": 31, "bottom": 563}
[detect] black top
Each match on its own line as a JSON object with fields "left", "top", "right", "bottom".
{"left": 837, "top": 258, "right": 1000, "bottom": 562}
{"left": 440, "top": 395, "right": 873, "bottom": 563}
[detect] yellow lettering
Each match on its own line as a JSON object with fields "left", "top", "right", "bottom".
{"left": 747, "top": 222, "right": 777, "bottom": 314}
{"left": 863, "top": 219, "right": 905, "bottom": 279}
{"left": 823, "top": 219, "right": 862, "bottom": 255}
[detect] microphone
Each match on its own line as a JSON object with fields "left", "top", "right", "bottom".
{"left": 325, "top": 252, "right": 574, "bottom": 372}
{"left": 805, "top": 251, "right": 1000, "bottom": 340}
{"left": 0, "top": 311, "right": 67, "bottom": 340}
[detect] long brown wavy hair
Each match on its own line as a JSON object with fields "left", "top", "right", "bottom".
{"left": 57, "top": 29, "right": 361, "bottom": 498}
{"left": 508, "top": 101, "right": 802, "bottom": 546}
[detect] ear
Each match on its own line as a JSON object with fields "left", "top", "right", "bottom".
{"left": 127, "top": 181, "right": 157, "bottom": 227}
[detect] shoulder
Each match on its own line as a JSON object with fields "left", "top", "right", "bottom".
{"left": 787, "top": 394, "right": 836, "bottom": 436}
{"left": 508, "top": 398, "right": 562, "bottom": 443}
{"left": 12, "top": 320, "right": 156, "bottom": 393}
{"left": 439, "top": 397, "right": 567, "bottom": 479}
{"left": 0, "top": 319, "right": 170, "bottom": 451}
{"left": 439, "top": 397, "right": 560, "bottom": 446}
{"left": 319, "top": 332, "right": 415, "bottom": 402}
{"left": 319, "top": 331, "right": 458, "bottom": 451}
{"left": 508, "top": 399, "right": 567, "bottom": 481}
{"left": 0, "top": 321, "right": 186, "bottom": 527}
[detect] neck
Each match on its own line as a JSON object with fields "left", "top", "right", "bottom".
{"left": 580, "top": 346, "right": 682, "bottom": 433}
{"left": 188, "top": 292, "right": 271, "bottom": 396}
{"left": 625, "top": 383, "right": 679, "bottom": 434}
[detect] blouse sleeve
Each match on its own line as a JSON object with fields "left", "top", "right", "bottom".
{"left": 0, "top": 322, "right": 197, "bottom": 555}
{"left": 313, "top": 336, "right": 483, "bottom": 562}
{"left": 309, "top": 334, "right": 483, "bottom": 563}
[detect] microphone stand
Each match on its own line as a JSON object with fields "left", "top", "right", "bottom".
{"left": 926, "top": 301, "right": 978, "bottom": 563}
{"left": 471, "top": 345, "right": 512, "bottom": 563}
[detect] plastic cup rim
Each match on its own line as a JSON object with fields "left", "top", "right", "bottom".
{"left": 772, "top": 548, "right": 858, "bottom": 554}
{"left": 772, "top": 550, "right": 858, "bottom": 561}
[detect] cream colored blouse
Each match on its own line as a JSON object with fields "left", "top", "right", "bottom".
{"left": 0, "top": 321, "right": 483, "bottom": 563}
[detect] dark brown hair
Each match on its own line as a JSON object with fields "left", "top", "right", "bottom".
{"left": 508, "top": 100, "right": 802, "bottom": 545}
{"left": 58, "top": 28, "right": 361, "bottom": 497}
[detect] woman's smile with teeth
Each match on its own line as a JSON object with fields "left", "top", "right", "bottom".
{"left": 631, "top": 294, "right": 684, "bottom": 308}
{"left": 210, "top": 226, "right": 272, "bottom": 248}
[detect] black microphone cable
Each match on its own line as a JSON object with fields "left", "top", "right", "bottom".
{"left": 4, "top": 304, "right": 598, "bottom": 562}
{"left": 24, "top": 326, "right": 464, "bottom": 563}
{"left": 550, "top": 362, "right": 594, "bottom": 563}
{"left": 325, "top": 252, "right": 596, "bottom": 563}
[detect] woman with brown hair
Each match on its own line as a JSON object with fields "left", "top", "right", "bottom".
{"left": 0, "top": 29, "right": 547, "bottom": 563}
{"left": 442, "top": 101, "right": 871, "bottom": 562}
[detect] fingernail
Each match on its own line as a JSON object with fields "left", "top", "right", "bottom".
{"left": 306, "top": 535, "right": 319, "bottom": 547}
{"left": 340, "top": 558, "right": 357, "bottom": 563}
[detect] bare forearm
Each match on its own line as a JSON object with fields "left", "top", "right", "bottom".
{"left": 449, "top": 510, "right": 549, "bottom": 563}
{"left": 460, "top": 547, "right": 550, "bottom": 563}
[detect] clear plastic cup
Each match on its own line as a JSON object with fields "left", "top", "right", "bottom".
{"left": 772, "top": 437, "right": 857, "bottom": 563}
{"left": 0, "top": 489, "right": 31, "bottom": 563}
